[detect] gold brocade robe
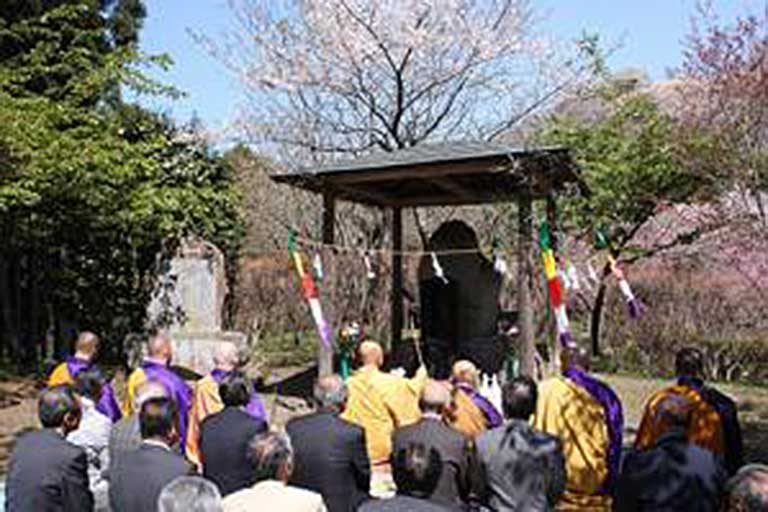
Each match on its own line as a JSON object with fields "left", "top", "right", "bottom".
{"left": 634, "top": 384, "right": 724, "bottom": 455}
{"left": 533, "top": 376, "right": 612, "bottom": 512}
{"left": 341, "top": 366, "right": 427, "bottom": 465}
{"left": 185, "top": 374, "right": 222, "bottom": 467}
{"left": 449, "top": 388, "right": 487, "bottom": 438}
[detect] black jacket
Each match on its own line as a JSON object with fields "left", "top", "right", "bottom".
{"left": 6, "top": 429, "right": 93, "bottom": 512}
{"left": 200, "top": 406, "right": 268, "bottom": 495}
{"left": 392, "top": 417, "right": 478, "bottom": 509}
{"left": 614, "top": 429, "right": 726, "bottom": 512}
{"left": 286, "top": 410, "right": 371, "bottom": 512}
{"left": 108, "top": 442, "right": 193, "bottom": 512}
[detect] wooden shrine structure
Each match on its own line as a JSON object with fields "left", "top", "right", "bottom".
{"left": 270, "top": 142, "right": 581, "bottom": 377}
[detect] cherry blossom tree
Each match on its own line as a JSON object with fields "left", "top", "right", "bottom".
{"left": 198, "top": 0, "right": 602, "bottom": 166}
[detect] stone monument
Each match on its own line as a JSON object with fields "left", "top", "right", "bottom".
{"left": 147, "top": 238, "right": 246, "bottom": 374}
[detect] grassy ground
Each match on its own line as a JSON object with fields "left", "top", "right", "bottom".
{"left": 0, "top": 370, "right": 766, "bottom": 474}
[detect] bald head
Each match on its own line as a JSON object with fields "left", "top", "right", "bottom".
{"left": 358, "top": 341, "right": 384, "bottom": 368}
{"left": 134, "top": 380, "right": 169, "bottom": 410}
{"left": 452, "top": 360, "right": 479, "bottom": 389}
{"left": 420, "top": 380, "right": 452, "bottom": 414}
{"left": 214, "top": 342, "right": 240, "bottom": 372}
{"left": 74, "top": 331, "right": 100, "bottom": 360}
{"left": 148, "top": 332, "right": 173, "bottom": 362}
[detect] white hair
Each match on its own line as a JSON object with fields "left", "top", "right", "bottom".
{"left": 213, "top": 342, "right": 239, "bottom": 368}
{"left": 158, "top": 476, "right": 222, "bottom": 512}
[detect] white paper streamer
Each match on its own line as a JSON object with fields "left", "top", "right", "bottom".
{"left": 312, "top": 253, "right": 324, "bottom": 281}
{"left": 431, "top": 252, "right": 448, "bottom": 283}
{"left": 363, "top": 251, "right": 376, "bottom": 280}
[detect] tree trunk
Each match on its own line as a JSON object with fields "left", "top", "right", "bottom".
{"left": 591, "top": 281, "right": 607, "bottom": 357}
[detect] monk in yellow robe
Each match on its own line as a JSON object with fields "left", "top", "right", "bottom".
{"left": 341, "top": 340, "right": 427, "bottom": 466}
{"left": 533, "top": 347, "right": 623, "bottom": 512}
{"left": 448, "top": 360, "right": 503, "bottom": 438}
{"left": 635, "top": 348, "right": 724, "bottom": 456}
{"left": 185, "top": 342, "right": 267, "bottom": 466}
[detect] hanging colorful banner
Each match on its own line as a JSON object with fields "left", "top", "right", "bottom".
{"left": 539, "top": 220, "right": 575, "bottom": 348}
{"left": 594, "top": 229, "right": 646, "bottom": 319}
{"left": 288, "top": 230, "right": 332, "bottom": 349}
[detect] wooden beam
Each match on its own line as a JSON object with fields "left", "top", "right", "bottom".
{"left": 390, "top": 207, "right": 403, "bottom": 355}
{"left": 517, "top": 193, "right": 536, "bottom": 378}
{"left": 319, "top": 192, "right": 335, "bottom": 377}
{"left": 329, "top": 158, "right": 512, "bottom": 185}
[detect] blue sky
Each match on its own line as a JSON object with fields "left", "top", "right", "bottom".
{"left": 134, "top": 0, "right": 747, "bottom": 131}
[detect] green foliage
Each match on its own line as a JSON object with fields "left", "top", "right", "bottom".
{"left": 540, "top": 88, "right": 703, "bottom": 248}
{"left": 0, "top": 1, "right": 243, "bottom": 364}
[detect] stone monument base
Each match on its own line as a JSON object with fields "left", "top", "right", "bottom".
{"left": 170, "top": 330, "right": 247, "bottom": 376}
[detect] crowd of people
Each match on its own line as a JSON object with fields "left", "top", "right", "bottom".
{"left": 4, "top": 331, "right": 768, "bottom": 512}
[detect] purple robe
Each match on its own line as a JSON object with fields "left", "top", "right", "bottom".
{"left": 455, "top": 381, "right": 504, "bottom": 429}
{"left": 66, "top": 357, "right": 122, "bottom": 422}
{"left": 141, "top": 360, "right": 193, "bottom": 455}
{"left": 563, "top": 367, "right": 624, "bottom": 494}
{"left": 210, "top": 369, "right": 268, "bottom": 422}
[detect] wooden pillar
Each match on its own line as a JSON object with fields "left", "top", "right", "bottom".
{"left": 319, "top": 192, "right": 335, "bottom": 377}
{"left": 517, "top": 194, "right": 536, "bottom": 378}
{"left": 390, "top": 207, "right": 403, "bottom": 353}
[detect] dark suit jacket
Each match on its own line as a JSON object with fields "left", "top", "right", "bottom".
{"left": 614, "top": 429, "right": 726, "bottom": 512}
{"left": 107, "top": 413, "right": 141, "bottom": 477}
{"left": 702, "top": 385, "right": 743, "bottom": 475}
{"left": 286, "top": 410, "right": 371, "bottom": 512}
{"left": 5, "top": 429, "right": 94, "bottom": 512}
{"left": 357, "top": 495, "right": 462, "bottom": 512}
{"left": 475, "top": 419, "right": 566, "bottom": 511}
{"left": 200, "top": 406, "right": 268, "bottom": 495}
{"left": 392, "top": 417, "right": 477, "bottom": 508}
{"left": 108, "top": 442, "right": 193, "bottom": 512}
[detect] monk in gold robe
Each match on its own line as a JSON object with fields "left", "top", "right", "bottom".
{"left": 449, "top": 360, "right": 503, "bottom": 438}
{"left": 635, "top": 348, "right": 725, "bottom": 457}
{"left": 341, "top": 340, "right": 427, "bottom": 466}
{"left": 533, "top": 347, "right": 623, "bottom": 512}
{"left": 185, "top": 341, "right": 266, "bottom": 466}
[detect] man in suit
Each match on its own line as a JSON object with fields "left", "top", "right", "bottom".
{"left": 615, "top": 394, "right": 726, "bottom": 512}
{"left": 475, "top": 376, "right": 566, "bottom": 511}
{"left": 286, "top": 375, "right": 370, "bottom": 511}
{"left": 358, "top": 443, "right": 461, "bottom": 512}
{"left": 392, "top": 380, "right": 478, "bottom": 509}
{"left": 6, "top": 385, "right": 94, "bottom": 511}
{"left": 109, "top": 396, "right": 193, "bottom": 512}
{"left": 222, "top": 431, "right": 326, "bottom": 512}
{"left": 199, "top": 371, "right": 268, "bottom": 495}
{"left": 108, "top": 380, "right": 168, "bottom": 475}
